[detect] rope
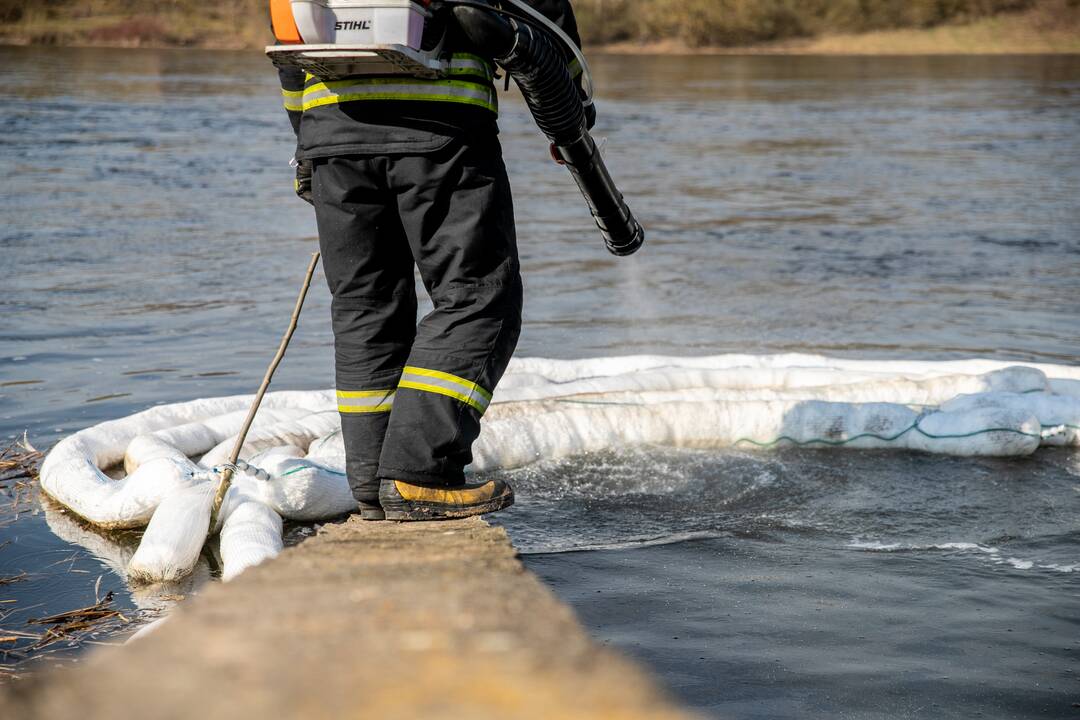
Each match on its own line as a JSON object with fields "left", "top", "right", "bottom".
{"left": 280, "top": 464, "right": 347, "bottom": 478}
{"left": 733, "top": 422, "right": 1044, "bottom": 449}
{"left": 548, "top": 397, "right": 1052, "bottom": 449}
{"left": 191, "top": 460, "right": 271, "bottom": 484}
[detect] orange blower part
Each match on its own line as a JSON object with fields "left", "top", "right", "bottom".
{"left": 270, "top": 0, "right": 303, "bottom": 43}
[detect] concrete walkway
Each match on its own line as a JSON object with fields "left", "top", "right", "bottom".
{"left": 3, "top": 517, "right": 695, "bottom": 719}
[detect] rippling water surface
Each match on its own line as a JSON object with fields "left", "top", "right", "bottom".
{"left": 1, "top": 48, "right": 1079, "bottom": 716}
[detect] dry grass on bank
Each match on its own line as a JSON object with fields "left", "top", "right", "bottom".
{"left": 599, "top": 0, "right": 1080, "bottom": 54}
{"left": 793, "top": 4, "right": 1080, "bottom": 54}
{"left": 0, "top": 0, "right": 272, "bottom": 49}
{"left": 572, "top": 0, "right": 1075, "bottom": 47}
{"left": 0, "top": 0, "right": 1077, "bottom": 53}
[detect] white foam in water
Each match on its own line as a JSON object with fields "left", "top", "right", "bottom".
{"left": 849, "top": 539, "right": 1076, "bottom": 573}
{"left": 517, "top": 530, "right": 734, "bottom": 556}
{"left": 37, "top": 355, "right": 1080, "bottom": 584}
{"left": 849, "top": 540, "right": 999, "bottom": 554}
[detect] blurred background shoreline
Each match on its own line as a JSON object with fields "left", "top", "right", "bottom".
{"left": 1, "top": 0, "right": 1077, "bottom": 54}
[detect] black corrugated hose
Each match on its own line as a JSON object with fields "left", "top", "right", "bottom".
{"left": 448, "top": 1, "right": 644, "bottom": 256}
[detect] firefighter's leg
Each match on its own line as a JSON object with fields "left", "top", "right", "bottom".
{"left": 377, "top": 135, "right": 522, "bottom": 518}
{"left": 312, "top": 155, "right": 417, "bottom": 518}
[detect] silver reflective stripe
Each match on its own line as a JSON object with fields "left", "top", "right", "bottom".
{"left": 448, "top": 54, "right": 493, "bottom": 80}
{"left": 336, "top": 389, "right": 395, "bottom": 414}
{"left": 282, "top": 88, "right": 304, "bottom": 112}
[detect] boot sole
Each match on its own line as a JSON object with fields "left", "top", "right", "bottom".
{"left": 382, "top": 487, "right": 514, "bottom": 522}
{"left": 358, "top": 502, "right": 386, "bottom": 521}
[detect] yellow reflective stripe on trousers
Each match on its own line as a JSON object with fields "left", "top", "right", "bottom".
{"left": 337, "top": 388, "right": 395, "bottom": 414}
{"left": 398, "top": 366, "right": 492, "bottom": 414}
{"left": 302, "top": 78, "right": 497, "bottom": 113}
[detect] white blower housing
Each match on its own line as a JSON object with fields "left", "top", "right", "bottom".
{"left": 267, "top": 0, "right": 445, "bottom": 79}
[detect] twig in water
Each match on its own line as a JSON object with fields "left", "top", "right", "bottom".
{"left": 26, "top": 592, "right": 128, "bottom": 650}
{"left": 0, "top": 441, "right": 42, "bottom": 485}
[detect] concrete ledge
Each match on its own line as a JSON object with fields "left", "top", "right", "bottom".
{"left": 3, "top": 517, "right": 695, "bottom": 719}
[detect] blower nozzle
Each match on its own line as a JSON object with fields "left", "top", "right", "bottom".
{"left": 553, "top": 135, "right": 645, "bottom": 256}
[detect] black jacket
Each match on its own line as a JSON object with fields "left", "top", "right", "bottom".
{"left": 279, "top": 0, "right": 584, "bottom": 159}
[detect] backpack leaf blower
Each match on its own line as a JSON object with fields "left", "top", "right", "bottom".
{"left": 447, "top": 0, "right": 643, "bottom": 256}
{"left": 268, "top": 0, "right": 644, "bottom": 256}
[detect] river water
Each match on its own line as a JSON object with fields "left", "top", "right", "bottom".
{"left": 1, "top": 47, "right": 1079, "bottom": 716}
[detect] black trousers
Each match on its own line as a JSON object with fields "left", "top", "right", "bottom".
{"left": 312, "top": 134, "right": 522, "bottom": 505}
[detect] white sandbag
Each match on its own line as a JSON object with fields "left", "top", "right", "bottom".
{"left": 123, "top": 407, "right": 311, "bottom": 473}
{"left": 763, "top": 402, "right": 1040, "bottom": 455}
{"left": 44, "top": 389, "right": 334, "bottom": 476}
{"left": 127, "top": 482, "right": 216, "bottom": 584}
{"left": 503, "top": 353, "right": 1080, "bottom": 386}
{"left": 241, "top": 456, "right": 354, "bottom": 521}
{"left": 39, "top": 390, "right": 335, "bottom": 528}
{"left": 249, "top": 445, "right": 308, "bottom": 463}
{"left": 472, "top": 398, "right": 825, "bottom": 470}
{"left": 494, "top": 365, "right": 1046, "bottom": 406}
{"left": 198, "top": 411, "right": 341, "bottom": 467}
{"left": 1049, "top": 378, "right": 1080, "bottom": 397}
{"left": 40, "top": 455, "right": 200, "bottom": 530}
{"left": 524, "top": 367, "right": 1046, "bottom": 410}
{"left": 219, "top": 486, "right": 284, "bottom": 582}
{"left": 472, "top": 396, "right": 1043, "bottom": 471}
{"left": 495, "top": 366, "right": 891, "bottom": 399}
{"left": 940, "top": 392, "right": 1080, "bottom": 446}
{"left": 908, "top": 406, "right": 1042, "bottom": 456}
{"left": 305, "top": 430, "right": 346, "bottom": 465}
{"left": 767, "top": 401, "right": 920, "bottom": 448}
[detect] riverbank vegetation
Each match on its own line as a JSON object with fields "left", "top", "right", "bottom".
{"left": 0, "top": 0, "right": 270, "bottom": 49}
{"left": 0, "top": 0, "right": 1077, "bottom": 52}
{"left": 574, "top": 0, "right": 1070, "bottom": 45}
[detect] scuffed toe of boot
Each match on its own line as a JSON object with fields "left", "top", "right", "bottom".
{"left": 379, "top": 478, "right": 514, "bottom": 521}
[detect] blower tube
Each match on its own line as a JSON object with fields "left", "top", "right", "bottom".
{"left": 451, "top": 2, "right": 644, "bottom": 256}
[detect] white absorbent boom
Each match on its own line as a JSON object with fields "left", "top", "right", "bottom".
{"left": 38, "top": 353, "right": 1080, "bottom": 586}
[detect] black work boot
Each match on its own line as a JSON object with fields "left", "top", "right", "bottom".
{"left": 378, "top": 478, "right": 514, "bottom": 521}
{"left": 357, "top": 497, "right": 385, "bottom": 521}
{"left": 350, "top": 467, "right": 385, "bottom": 521}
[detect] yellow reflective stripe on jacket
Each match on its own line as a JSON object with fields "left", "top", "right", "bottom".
{"left": 298, "top": 53, "right": 497, "bottom": 114}
{"left": 568, "top": 57, "right": 582, "bottom": 78}
{"left": 337, "top": 388, "right": 395, "bottom": 414}
{"left": 302, "top": 77, "right": 497, "bottom": 113}
{"left": 398, "top": 366, "right": 492, "bottom": 414}
{"left": 281, "top": 88, "right": 304, "bottom": 112}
